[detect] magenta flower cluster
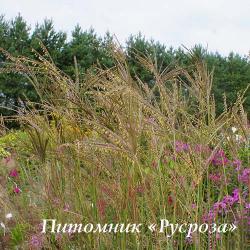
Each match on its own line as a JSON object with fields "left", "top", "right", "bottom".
{"left": 238, "top": 168, "right": 250, "bottom": 184}
{"left": 9, "top": 168, "right": 18, "bottom": 178}
{"left": 203, "top": 188, "right": 240, "bottom": 222}
{"left": 211, "top": 149, "right": 229, "bottom": 166}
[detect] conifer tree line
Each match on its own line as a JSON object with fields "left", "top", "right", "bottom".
{"left": 0, "top": 14, "right": 249, "bottom": 123}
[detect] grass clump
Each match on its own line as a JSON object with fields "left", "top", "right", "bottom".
{"left": 0, "top": 44, "right": 249, "bottom": 249}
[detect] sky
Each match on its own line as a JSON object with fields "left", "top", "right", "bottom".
{"left": 1, "top": 0, "right": 250, "bottom": 56}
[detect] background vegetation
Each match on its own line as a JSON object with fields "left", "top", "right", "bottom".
{"left": 0, "top": 14, "right": 250, "bottom": 123}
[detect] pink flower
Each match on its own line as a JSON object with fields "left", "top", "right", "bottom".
{"left": 9, "top": 169, "right": 18, "bottom": 178}
{"left": 13, "top": 186, "right": 21, "bottom": 194}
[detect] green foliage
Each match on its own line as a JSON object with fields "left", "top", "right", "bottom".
{"left": 31, "top": 18, "right": 67, "bottom": 64}
{"left": 61, "top": 26, "right": 101, "bottom": 75}
{"left": 238, "top": 146, "right": 250, "bottom": 164}
{"left": 10, "top": 223, "right": 28, "bottom": 246}
{"left": 0, "top": 146, "right": 9, "bottom": 157}
{"left": 61, "top": 26, "right": 113, "bottom": 78}
{"left": 126, "top": 33, "right": 175, "bottom": 85}
{"left": 0, "top": 130, "right": 28, "bottom": 157}
{"left": 0, "top": 15, "right": 36, "bottom": 122}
